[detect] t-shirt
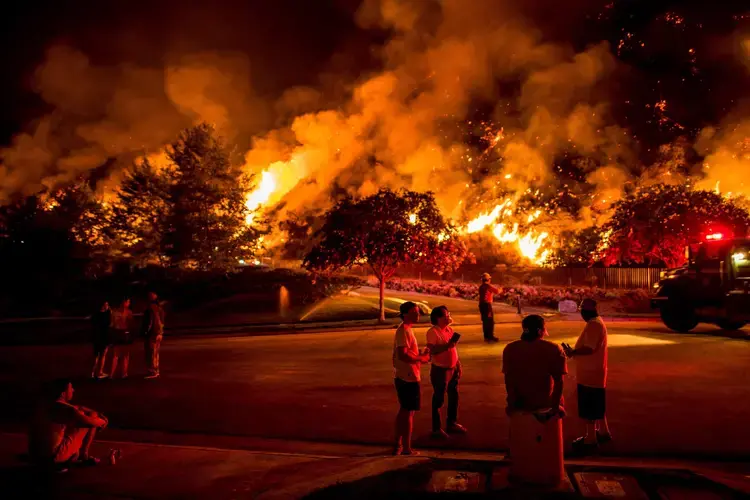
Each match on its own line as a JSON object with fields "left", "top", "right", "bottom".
{"left": 478, "top": 283, "right": 500, "bottom": 304}
{"left": 111, "top": 307, "right": 133, "bottom": 330}
{"left": 393, "top": 323, "right": 421, "bottom": 382}
{"left": 425, "top": 325, "right": 459, "bottom": 369}
{"left": 502, "top": 339, "right": 568, "bottom": 412}
{"left": 574, "top": 317, "right": 608, "bottom": 388}
{"left": 28, "top": 400, "right": 83, "bottom": 460}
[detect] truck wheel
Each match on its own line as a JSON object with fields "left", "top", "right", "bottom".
{"left": 716, "top": 320, "right": 747, "bottom": 331}
{"left": 660, "top": 304, "right": 698, "bottom": 333}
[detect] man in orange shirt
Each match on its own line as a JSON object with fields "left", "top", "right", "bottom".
{"left": 392, "top": 301, "right": 431, "bottom": 456}
{"left": 478, "top": 273, "right": 500, "bottom": 343}
{"left": 425, "top": 306, "right": 467, "bottom": 439}
{"left": 563, "top": 298, "right": 612, "bottom": 452}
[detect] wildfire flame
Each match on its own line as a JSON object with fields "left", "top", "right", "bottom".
{"left": 245, "top": 170, "right": 276, "bottom": 224}
{"left": 465, "top": 201, "right": 551, "bottom": 265}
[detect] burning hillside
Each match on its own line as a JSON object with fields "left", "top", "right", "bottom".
{"left": 1, "top": 0, "right": 750, "bottom": 267}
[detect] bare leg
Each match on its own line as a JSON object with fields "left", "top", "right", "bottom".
{"left": 584, "top": 421, "right": 597, "bottom": 444}
{"left": 121, "top": 352, "right": 130, "bottom": 378}
{"left": 109, "top": 349, "right": 119, "bottom": 378}
{"left": 399, "top": 409, "right": 415, "bottom": 452}
{"left": 596, "top": 417, "right": 612, "bottom": 437}
{"left": 94, "top": 347, "right": 108, "bottom": 377}
{"left": 80, "top": 428, "right": 97, "bottom": 458}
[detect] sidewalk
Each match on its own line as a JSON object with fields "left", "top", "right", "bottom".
{"left": 1, "top": 432, "right": 748, "bottom": 499}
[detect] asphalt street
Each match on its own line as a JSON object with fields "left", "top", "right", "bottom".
{"left": 1, "top": 320, "right": 748, "bottom": 459}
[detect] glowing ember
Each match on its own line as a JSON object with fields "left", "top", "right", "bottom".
{"left": 408, "top": 213, "right": 417, "bottom": 224}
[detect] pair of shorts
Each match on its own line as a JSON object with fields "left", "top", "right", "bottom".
{"left": 394, "top": 378, "right": 421, "bottom": 411}
{"left": 577, "top": 384, "right": 606, "bottom": 420}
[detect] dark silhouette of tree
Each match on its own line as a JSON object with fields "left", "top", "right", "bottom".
{"left": 304, "top": 188, "right": 470, "bottom": 322}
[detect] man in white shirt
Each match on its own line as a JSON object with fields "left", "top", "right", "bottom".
{"left": 563, "top": 298, "right": 612, "bottom": 452}
{"left": 392, "top": 301, "right": 430, "bottom": 456}
{"left": 425, "top": 305, "right": 467, "bottom": 439}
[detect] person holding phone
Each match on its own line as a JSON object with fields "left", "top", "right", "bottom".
{"left": 426, "top": 305, "right": 467, "bottom": 439}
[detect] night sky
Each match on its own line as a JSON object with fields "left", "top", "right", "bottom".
{"left": 1, "top": 0, "right": 748, "bottom": 150}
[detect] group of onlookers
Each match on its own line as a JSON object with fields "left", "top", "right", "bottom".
{"left": 25, "top": 290, "right": 166, "bottom": 469}
{"left": 90, "top": 291, "right": 165, "bottom": 380}
{"left": 392, "top": 274, "right": 610, "bottom": 457}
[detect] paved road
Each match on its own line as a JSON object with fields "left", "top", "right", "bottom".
{"left": 1, "top": 321, "right": 748, "bottom": 459}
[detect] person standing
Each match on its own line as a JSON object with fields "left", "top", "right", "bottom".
{"left": 425, "top": 305, "right": 467, "bottom": 439}
{"left": 90, "top": 301, "right": 111, "bottom": 379}
{"left": 141, "top": 291, "right": 165, "bottom": 379}
{"left": 562, "top": 298, "right": 612, "bottom": 452}
{"left": 478, "top": 273, "right": 500, "bottom": 342}
{"left": 108, "top": 297, "right": 134, "bottom": 379}
{"left": 392, "top": 301, "right": 430, "bottom": 456}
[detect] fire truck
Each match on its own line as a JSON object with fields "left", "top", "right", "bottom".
{"left": 651, "top": 232, "right": 750, "bottom": 332}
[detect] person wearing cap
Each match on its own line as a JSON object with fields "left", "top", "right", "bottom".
{"left": 562, "top": 298, "right": 612, "bottom": 451}
{"left": 392, "top": 301, "right": 431, "bottom": 456}
{"left": 425, "top": 306, "right": 467, "bottom": 439}
{"left": 502, "top": 315, "right": 567, "bottom": 417}
{"left": 478, "top": 273, "right": 500, "bottom": 342}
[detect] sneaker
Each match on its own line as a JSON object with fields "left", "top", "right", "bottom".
{"left": 401, "top": 449, "right": 420, "bottom": 456}
{"left": 144, "top": 372, "right": 160, "bottom": 379}
{"left": 447, "top": 423, "right": 468, "bottom": 434}
{"left": 392, "top": 446, "right": 403, "bottom": 456}
{"left": 431, "top": 429, "right": 450, "bottom": 440}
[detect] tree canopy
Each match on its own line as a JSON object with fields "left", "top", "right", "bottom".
{"left": 600, "top": 184, "right": 750, "bottom": 267}
{"left": 304, "top": 188, "right": 470, "bottom": 321}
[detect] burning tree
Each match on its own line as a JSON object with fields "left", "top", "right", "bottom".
{"left": 103, "top": 123, "right": 264, "bottom": 271}
{"left": 601, "top": 184, "right": 750, "bottom": 267}
{"left": 304, "top": 189, "right": 470, "bottom": 322}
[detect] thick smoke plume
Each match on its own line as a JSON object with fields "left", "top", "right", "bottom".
{"left": 1, "top": 0, "right": 749, "bottom": 262}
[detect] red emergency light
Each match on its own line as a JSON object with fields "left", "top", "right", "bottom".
{"left": 705, "top": 232, "right": 724, "bottom": 241}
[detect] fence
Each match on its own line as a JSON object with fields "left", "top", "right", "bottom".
{"left": 344, "top": 264, "right": 665, "bottom": 290}
{"left": 539, "top": 267, "right": 664, "bottom": 289}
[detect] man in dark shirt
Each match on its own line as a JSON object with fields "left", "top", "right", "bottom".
{"left": 478, "top": 273, "right": 500, "bottom": 342}
{"left": 502, "top": 315, "right": 567, "bottom": 415}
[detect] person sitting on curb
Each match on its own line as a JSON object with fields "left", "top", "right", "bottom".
{"left": 28, "top": 378, "right": 108, "bottom": 469}
{"left": 425, "top": 305, "right": 467, "bottom": 439}
{"left": 503, "top": 315, "right": 567, "bottom": 419}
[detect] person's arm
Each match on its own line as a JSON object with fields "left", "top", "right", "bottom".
{"left": 425, "top": 328, "right": 455, "bottom": 355}
{"left": 489, "top": 285, "right": 500, "bottom": 294}
{"left": 397, "top": 346, "right": 429, "bottom": 363}
{"left": 567, "top": 326, "right": 602, "bottom": 357}
{"left": 58, "top": 405, "right": 107, "bottom": 428}
{"left": 550, "top": 374, "right": 564, "bottom": 409}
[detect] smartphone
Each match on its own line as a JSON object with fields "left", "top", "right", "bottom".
{"left": 450, "top": 332, "right": 461, "bottom": 344}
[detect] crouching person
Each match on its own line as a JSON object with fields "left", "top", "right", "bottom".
{"left": 502, "top": 315, "right": 567, "bottom": 486}
{"left": 28, "top": 379, "right": 108, "bottom": 468}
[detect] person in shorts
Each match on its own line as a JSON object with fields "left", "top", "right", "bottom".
{"left": 392, "top": 301, "right": 430, "bottom": 456}
{"left": 563, "top": 298, "right": 612, "bottom": 452}
{"left": 141, "top": 291, "right": 165, "bottom": 379}
{"left": 28, "top": 379, "right": 108, "bottom": 468}
{"left": 108, "top": 297, "right": 134, "bottom": 378}
{"left": 90, "top": 301, "right": 111, "bottom": 379}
